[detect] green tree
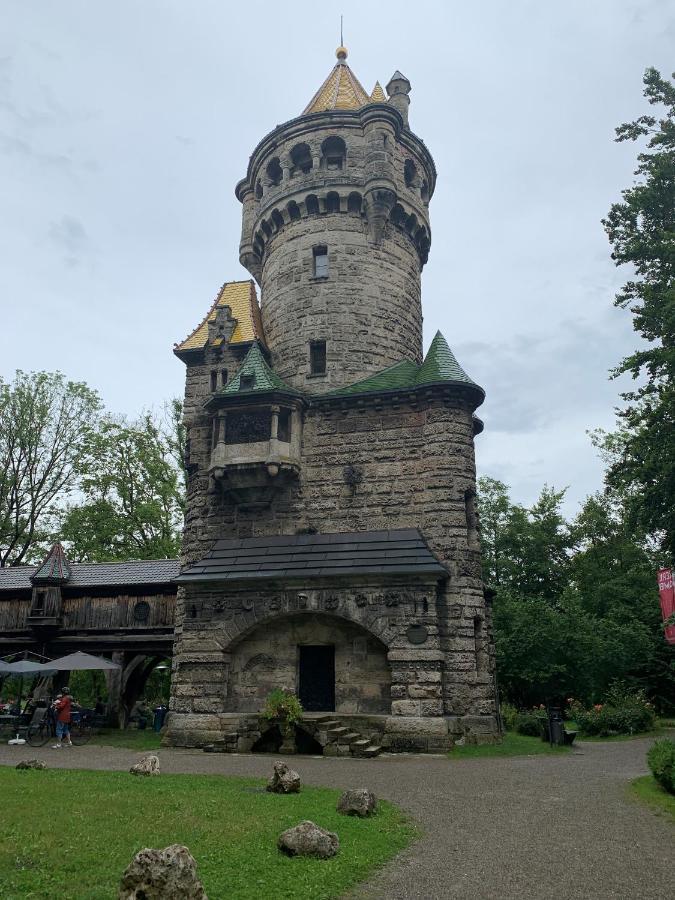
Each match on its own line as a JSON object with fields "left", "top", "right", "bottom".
{"left": 602, "top": 67, "right": 675, "bottom": 557}
{"left": 0, "top": 370, "right": 101, "bottom": 566}
{"left": 59, "top": 410, "right": 184, "bottom": 561}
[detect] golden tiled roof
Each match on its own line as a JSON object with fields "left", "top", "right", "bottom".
{"left": 303, "top": 48, "right": 374, "bottom": 115}
{"left": 174, "top": 280, "right": 265, "bottom": 354}
{"left": 370, "top": 81, "right": 386, "bottom": 102}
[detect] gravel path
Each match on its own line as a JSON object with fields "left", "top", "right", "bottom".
{"left": 1, "top": 735, "right": 672, "bottom": 899}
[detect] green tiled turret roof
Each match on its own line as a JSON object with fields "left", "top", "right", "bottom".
{"left": 31, "top": 542, "right": 71, "bottom": 585}
{"left": 321, "top": 360, "right": 420, "bottom": 397}
{"left": 415, "top": 331, "right": 478, "bottom": 388}
{"left": 322, "top": 331, "right": 483, "bottom": 402}
{"left": 219, "top": 342, "right": 302, "bottom": 397}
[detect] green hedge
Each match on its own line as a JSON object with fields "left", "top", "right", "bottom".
{"left": 647, "top": 739, "right": 675, "bottom": 795}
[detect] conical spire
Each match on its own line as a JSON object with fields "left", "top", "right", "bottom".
{"left": 416, "top": 331, "right": 481, "bottom": 391}
{"left": 303, "top": 47, "right": 372, "bottom": 115}
{"left": 370, "top": 81, "right": 386, "bottom": 102}
{"left": 31, "top": 542, "right": 71, "bottom": 585}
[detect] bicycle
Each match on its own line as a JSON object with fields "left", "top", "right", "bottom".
{"left": 26, "top": 708, "right": 96, "bottom": 747}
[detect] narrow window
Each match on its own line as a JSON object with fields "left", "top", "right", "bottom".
{"left": 220, "top": 369, "right": 228, "bottom": 387}
{"left": 310, "top": 340, "right": 326, "bottom": 375}
{"left": 465, "top": 488, "right": 479, "bottom": 549}
{"left": 210, "top": 370, "right": 217, "bottom": 392}
{"left": 474, "top": 616, "right": 487, "bottom": 674}
{"left": 277, "top": 409, "right": 291, "bottom": 442}
{"left": 313, "top": 245, "right": 328, "bottom": 278}
{"left": 404, "top": 158, "right": 418, "bottom": 188}
{"left": 211, "top": 418, "right": 218, "bottom": 448}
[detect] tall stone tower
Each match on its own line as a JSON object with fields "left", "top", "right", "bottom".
{"left": 168, "top": 48, "right": 498, "bottom": 752}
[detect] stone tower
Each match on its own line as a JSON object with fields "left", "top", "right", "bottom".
{"left": 168, "top": 48, "right": 499, "bottom": 753}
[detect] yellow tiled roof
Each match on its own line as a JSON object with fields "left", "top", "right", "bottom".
{"left": 303, "top": 50, "right": 374, "bottom": 115}
{"left": 174, "top": 280, "right": 265, "bottom": 353}
{"left": 370, "top": 81, "right": 386, "bottom": 102}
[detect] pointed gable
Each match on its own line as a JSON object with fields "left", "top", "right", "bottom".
{"left": 216, "top": 343, "right": 302, "bottom": 398}
{"left": 174, "top": 280, "right": 265, "bottom": 357}
{"left": 31, "top": 543, "right": 71, "bottom": 585}
{"left": 303, "top": 48, "right": 373, "bottom": 115}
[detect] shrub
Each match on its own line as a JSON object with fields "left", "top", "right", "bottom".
{"left": 514, "top": 709, "right": 546, "bottom": 737}
{"left": 262, "top": 688, "right": 303, "bottom": 726}
{"left": 568, "top": 684, "right": 656, "bottom": 737}
{"left": 647, "top": 739, "right": 675, "bottom": 794}
{"left": 500, "top": 702, "right": 519, "bottom": 731}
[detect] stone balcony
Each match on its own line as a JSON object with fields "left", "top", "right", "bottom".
{"left": 209, "top": 406, "right": 302, "bottom": 508}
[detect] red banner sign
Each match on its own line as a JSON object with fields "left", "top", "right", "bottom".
{"left": 657, "top": 568, "right": 675, "bottom": 645}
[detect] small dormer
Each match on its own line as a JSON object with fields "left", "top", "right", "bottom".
{"left": 204, "top": 343, "right": 305, "bottom": 508}
{"left": 29, "top": 542, "right": 71, "bottom": 627}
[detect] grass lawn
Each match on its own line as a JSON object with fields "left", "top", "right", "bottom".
{"left": 629, "top": 775, "right": 675, "bottom": 823}
{"left": 89, "top": 728, "right": 162, "bottom": 751}
{"left": 449, "top": 731, "right": 571, "bottom": 759}
{"left": 0, "top": 769, "right": 416, "bottom": 899}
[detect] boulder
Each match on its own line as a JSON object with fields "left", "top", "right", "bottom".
{"left": 266, "top": 760, "right": 301, "bottom": 794}
{"left": 16, "top": 758, "right": 47, "bottom": 770}
{"left": 337, "top": 788, "right": 377, "bottom": 817}
{"left": 129, "top": 754, "right": 160, "bottom": 777}
{"left": 278, "top": 820, "right": 339, "bottom": 859}
{"left": 119, "top": 844, "right": 207, "bottom": 899}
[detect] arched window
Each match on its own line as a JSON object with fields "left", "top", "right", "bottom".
{"left": 290, "top": 143, "right": 313, "bottom": 176}
{"left": 404, "top": 159, "right": 418, "bottom": 188}
{"left": 261, "top": 219, "right": 272, "bottom": 239}
{"left": 321, "top": 136, "right": 346, "bottom": 171}
{"left": 347, "top": 192, "right": 362, "bottom": 214}
{"left": 391, "top": 204, "right": 406, "bottom": 228}
{"left": 305, "top": 194, "right": 320, "bottom": 216}
{"left": 287, "top": 200, "right": 301, "bottom": 222}
{"left": 255, "top": 179, "right": 263, "bottom": 199}
{"left": 421, "top": 180, "right": 429, "bottom": 203}
{"left": 325, "top": 191, "right": 340, "bottom": 213}
{"left": 271, "top": 209, "right": 284, "bottom": 231}
{"left": 266, "top": 157, "right": 282, "bottom": 186}
{"left": 405, "top": 212, "right": 418, "bottom": 236}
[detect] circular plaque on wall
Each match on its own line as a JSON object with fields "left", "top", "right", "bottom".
{"left": 406, "top": 624, "right": 429, "bottom": 645}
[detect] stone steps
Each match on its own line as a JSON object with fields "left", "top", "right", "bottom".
{"left": 302, "top": 717, "right": 384, "bottom": 759}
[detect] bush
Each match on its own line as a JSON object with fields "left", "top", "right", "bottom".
{"left": 514, "top": 709, "right": 546, "bottom": 737}
{"left": 261, "top": 688, "right": 303, "bottom": 726}
{"left": 567, "top": 684, "right": 656, "bottom": 737}
{"left": 647, "top": 739, "right": 675, "bottom": 794}
{"left": 500, "top": 702, "right": 519, "bottom": 731}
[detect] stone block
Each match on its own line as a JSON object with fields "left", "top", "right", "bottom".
{"left": 420, "top": 700, "right": 443, "bottom": 716}
{"left": 384, "top": 716, "right": 449, "bottom": 736}
{"left": 391, "top": 700, "right": 420, "bottom": 716}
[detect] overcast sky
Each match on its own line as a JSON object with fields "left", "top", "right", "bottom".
{"left": 1, "top": 1, "right": 672, "bottom": 517}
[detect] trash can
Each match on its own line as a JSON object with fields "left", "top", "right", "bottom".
{"left": 153, "top": 706, "right": 167, "bottom": 732}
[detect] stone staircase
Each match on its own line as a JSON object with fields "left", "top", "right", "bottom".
{"left": 311, "top": 716, "right": 383, "bottom": 758}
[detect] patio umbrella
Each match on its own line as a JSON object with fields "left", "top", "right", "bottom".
{"left": 0, "top": 658, "right": 56, "bottom": 719}
{"left": 45, "top": 651, "right": 121, "bottom": 671}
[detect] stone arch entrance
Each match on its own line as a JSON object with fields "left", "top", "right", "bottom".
{"left": 225, "top": 613, "right": 391, "bottom": 715}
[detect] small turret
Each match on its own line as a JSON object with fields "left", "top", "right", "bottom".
{"left": 386, "top": 71, "right": 411, "bottom": 126}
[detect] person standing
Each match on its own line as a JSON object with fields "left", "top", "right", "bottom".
{"left": 52, "top": 687, "right": 73, "bottom": 749}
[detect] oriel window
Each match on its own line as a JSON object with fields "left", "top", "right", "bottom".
{"left": 313, "top": 245, "right": 328, "bottom": 278}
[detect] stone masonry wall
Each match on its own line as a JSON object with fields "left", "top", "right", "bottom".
{"left": 260, "top": 214, "right": 423, "bottom": 390}
{"left": 176, "top": 392, "right": 496, "bottom": 730}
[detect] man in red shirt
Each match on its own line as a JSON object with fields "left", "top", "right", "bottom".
{"left": 52, "top": 687, "right": 73, "bottom": 748}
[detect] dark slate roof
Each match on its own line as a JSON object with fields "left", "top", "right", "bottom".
{"left": 32, "top": 543, "right": 72, "bottom": 584}
{"left": 0, "top": 559, "right": 180, "bottom": 593}
{"left": 322, "top": 331, "right": 484, "bottom": 403}
{"left": 177, "top": 529, "right": 447, "bottom": 582}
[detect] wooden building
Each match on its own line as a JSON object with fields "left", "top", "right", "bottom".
{"left": 0, "top": 543, "right": 178, "bottom": 722}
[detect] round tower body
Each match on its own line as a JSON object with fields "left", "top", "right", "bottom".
{"left": 236, "top": 103, "right": 436, "bottom": 392}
